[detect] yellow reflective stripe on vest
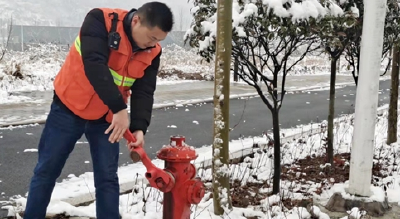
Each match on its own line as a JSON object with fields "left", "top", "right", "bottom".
{"left": 75, "top": 36, "right": 82, "bottom": 55}
{"left": 74, "top": 36, "right": 136, "bottom": 87}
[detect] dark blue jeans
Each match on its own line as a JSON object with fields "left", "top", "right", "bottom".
{"left": 24, "top": 101, "right": 120, "bottom": 219}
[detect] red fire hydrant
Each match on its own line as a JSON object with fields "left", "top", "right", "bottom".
{"left": 157, "top": 135, "right": 205, "bottom": 219}
{"left": 124, "top": 131, "right": 205, "bottom": 219}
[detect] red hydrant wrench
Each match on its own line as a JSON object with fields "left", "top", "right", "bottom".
{"left": 123, "top": 130, "right": 175, "bottom": 193}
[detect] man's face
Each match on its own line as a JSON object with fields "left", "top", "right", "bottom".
{"left": 131, "top": 15, "right": 168, "bottom": 49}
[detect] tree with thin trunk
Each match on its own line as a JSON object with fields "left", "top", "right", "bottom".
{"left": 230, "top": 21, "right": 319, "bottom": 194}
{"left": 387, "top": 44, "right": 399, "bottom": 144}
{"left": 310, "top": 0, "right": 359, "bottom": 166}
{"left": 0, "top": 16, "right": 12, "bottom": 62}
{"left": 179, "top": 8, "right": 184, "bottom": 31}
{"left": 326, "top": 49, "right": 343, "bottom": 166}
{"left": 386, "top": 1, "right": 400, "bottom": 145}
{"left": 233, "top": 57, "right": 239, "bottom": 82}
{"left": 212, "top": 0, "right": 233, "bottom": 215}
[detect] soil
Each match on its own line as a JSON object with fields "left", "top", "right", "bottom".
{"left": 204, "top": 152, "right": 389, "bottom": 212}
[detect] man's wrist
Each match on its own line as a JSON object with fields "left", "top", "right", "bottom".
{"left": 132, "top": 130, "right": 144, "bottom": 134}
{"left": 109, "top": 101, "right": 127, "bottom": 114}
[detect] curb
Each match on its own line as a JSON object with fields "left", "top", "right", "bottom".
{"left": 0, "top": 81, "right": 355, "bottom": 128}
{"left": 0, "top": 119, "right": 46, "bottom": 127}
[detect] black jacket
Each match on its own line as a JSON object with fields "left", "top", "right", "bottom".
{"left": 56, "top": 8, "right": 161, "bottom": 135}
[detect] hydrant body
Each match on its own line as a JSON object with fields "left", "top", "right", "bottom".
{"left": 157, "top": 136, "right": 205, "bottom": 219}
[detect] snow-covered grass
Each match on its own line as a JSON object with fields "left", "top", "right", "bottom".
{"left": 0, "top": 43, "right": 367, "bottom": 105}
{"left": 1, "top": 104, "right": 399, "bottom": 218}
{"left": 0, "top": 44, "right": 64, "bottom": 102}
{"left": 158, "top": 44, "right": 214, "bottom": 75}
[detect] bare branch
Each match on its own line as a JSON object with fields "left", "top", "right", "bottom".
{"left": 381, "top": 57, "right": 392, "bottom": 76}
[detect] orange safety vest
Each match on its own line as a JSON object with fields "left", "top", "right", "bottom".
{"left": 54, "top": 8, "right": 161, "bottom": 122}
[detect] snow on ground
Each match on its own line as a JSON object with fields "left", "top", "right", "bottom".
{"left": 1, "top": 104, "right": 399, "bottom": 218}
{"left": 0, "top": 43, "right": 396, "bottom": 218}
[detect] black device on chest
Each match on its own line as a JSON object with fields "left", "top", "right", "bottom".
{"left": 108, "top": 12, "right": 121, "bottom": 50}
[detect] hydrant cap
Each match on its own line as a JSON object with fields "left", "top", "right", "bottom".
{"left": 157, "top": 135, "right": 198, "bottom": 161}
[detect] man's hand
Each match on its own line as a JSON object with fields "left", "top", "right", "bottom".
{"left": 105, "top": 109, "right": 129, "bottom": 143}
{"left": 127, "top": 130, "right": 144, "bottom": 150}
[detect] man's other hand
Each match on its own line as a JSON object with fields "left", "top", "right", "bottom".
{"left": 105, "top": 109, "right": 129, "bottom": 143}
{"left": 127, "top": 130, "right": 144, "bottom": 150}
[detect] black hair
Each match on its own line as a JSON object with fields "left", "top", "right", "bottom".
{"left": 136, "top": 1, "right": 174, "bottom": 32}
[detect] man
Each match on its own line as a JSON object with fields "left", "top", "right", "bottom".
{"left": 24, "top": 2, "right": 173, "bottom": 219}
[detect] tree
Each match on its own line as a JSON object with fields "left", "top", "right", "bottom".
{"left": 312, "top": 0, "right": 398, "bottom": 165}
{"left": 386, "top": 1, "right": 400, "bottom": 145}
{"left": 55, "top": 17, "right": 63, "bottom": 27}
{"left": 343, "top": 1, "right": 363, "bottom": 86}
{"left": 387, "top": 44, "right": 399, "bottom": 144}
{"left": 174, "top": 7, "right": 184, "bottom": 31}
{"left": 233, "top": 57, "right": 239, "bottom": 82}
{"left": 0, "top": 16, "right": 12, "bottom": 62}
{"left": 186, "top": 0, "right": 353, "bottom": 194}
{"left": 179, "top": 8, "right": 184, "bottom": 31}
{"left": 348, "top": 0, "right": 387, "bottom": 196}
{"left": 310, "top": 0, "right": 359, "bottom": 166}
{"left": 344, "top": 0, "right": 399, "bottom": 85}
{"left": 211, "top": 0, "right": 233, "bottom": 215}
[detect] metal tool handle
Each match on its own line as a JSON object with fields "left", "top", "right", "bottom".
{"left": 123, "top": 130, "right": 138, "bottom": 145}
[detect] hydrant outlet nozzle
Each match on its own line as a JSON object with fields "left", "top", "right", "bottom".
{"left": 187, "top": 177, "right": 205, "bottom": 204}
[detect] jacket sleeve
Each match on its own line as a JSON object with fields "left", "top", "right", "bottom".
{"left": 129, "top": 49, "right": 162, "bottom": 135}
{"left": 80, "top": 8, "right": 127, "bottom": 114}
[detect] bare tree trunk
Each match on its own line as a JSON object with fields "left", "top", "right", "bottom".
{"left": 351, "top": 53, "right": 361, "bottom": 86}
{"left": 212, "top": 0, "right": 233, "bottom": 215}
{"left": 233, "top": 57, "right": 239, "bottom": 82}
{"left": 179, "top": 7, "right": 183, "bottom": 31}
{"left": 351, "top": 69, "right": 358, "bottom": 86}
{"left": 272, "top": 108, "right": 281, "bottom": 194}
{"left": 327, "top": 57, "right": 338, "bottom": 166}
{"left": 387, "top": 44, "right": 399, "bottom": 145}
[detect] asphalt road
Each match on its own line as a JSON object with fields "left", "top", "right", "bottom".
{"left": 0, "top": 80, "right": 392, "bottom": 214}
